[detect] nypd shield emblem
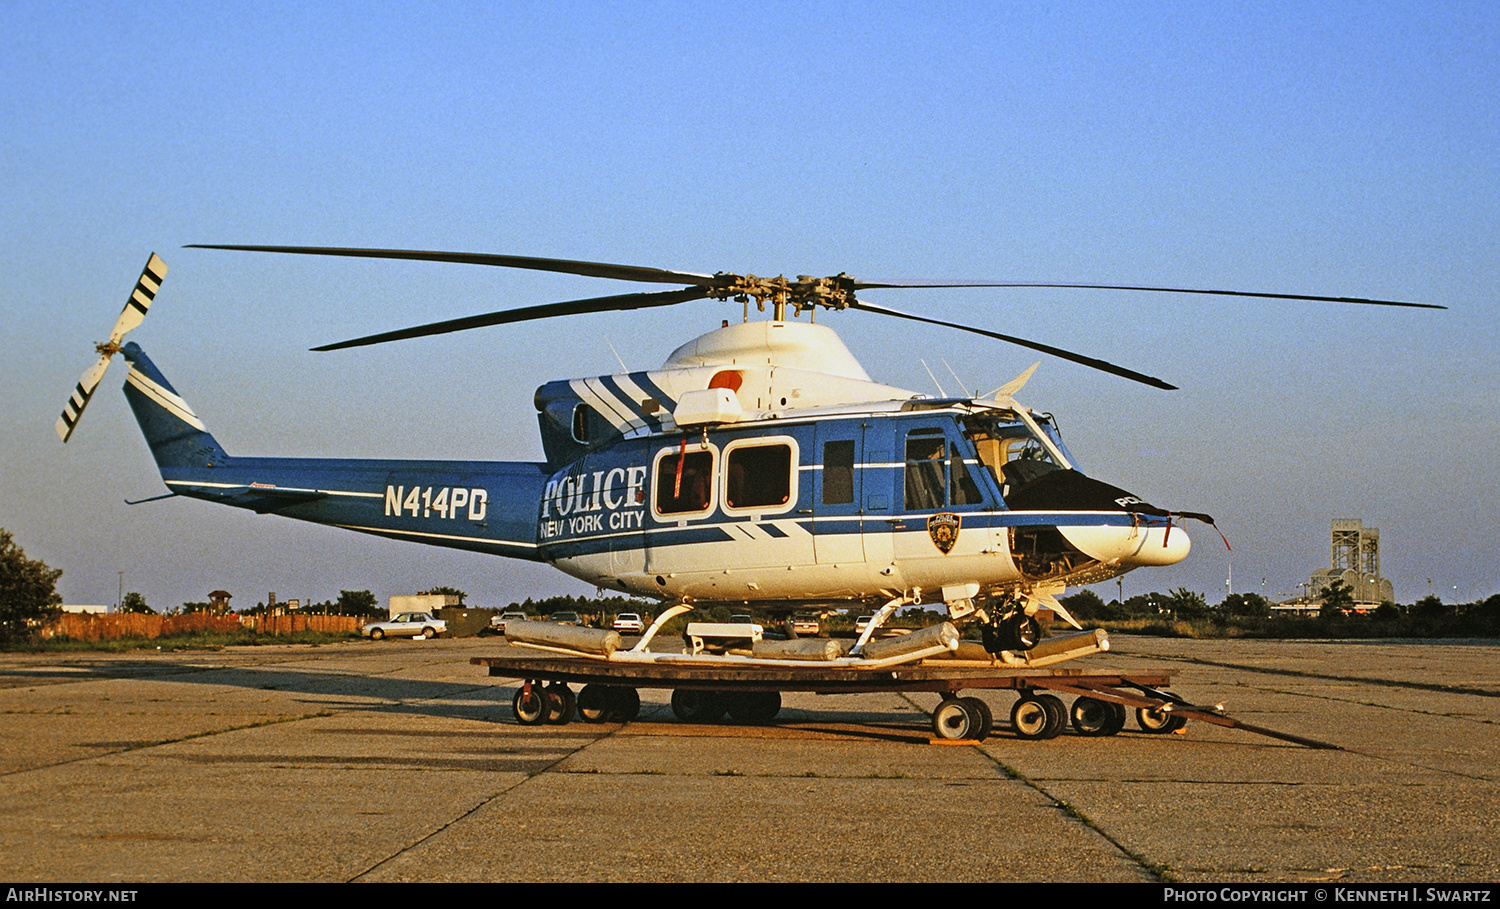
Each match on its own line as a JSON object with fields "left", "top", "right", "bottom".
{"left": 927, "top": 512, "right": 961, "bottom": 554}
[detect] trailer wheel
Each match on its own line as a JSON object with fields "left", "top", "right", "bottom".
{"left": 932, "top": 699, "right": 978, "bottom": 740}
{"left": 577, "top": 684, "right": 608, "bottom": 723}
{"left": 1037, "top": 694, "right": 1066, "bottom": 738}
{"left": 1137, "top": 704, "right": 1186, "bottom": 734}
{"left": 671, "top": 689, "right": 727, "bottom": 723}
{"left": 1010, "top": 697, "right": 1051, "bottom": 740}
{"left": 544, "top": 684, "right": 576, "bottom": 725}
{"left": 513, "top": 683, "right": 548, "bottom": 726}
{"left": 1070, "top": 697, "right": 1114, "bottom": 736}
{"left": 610, "top": 687, "right": 641, "bottom": 723}
{"left": 958, "top": 697, "right": 993, "bottom": 740}
{"left": 727, "top": 691, "right": 781, "bottom": 724}
{"left": 1103, "top": 701, "right": 1128, "bottom": 735}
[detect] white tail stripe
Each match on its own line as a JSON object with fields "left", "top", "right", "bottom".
{"left": 125, "top": 367, "right": 206, "bottom": 430}
{"left": 570, "top": 377, "right": 635, "bottom": 432}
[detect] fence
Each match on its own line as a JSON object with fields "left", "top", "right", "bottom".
{"left": 246, "top": 614, "right": 361, "bottom": 635}
{"left": 43, "top": 612, "right": 360, "bottom": 641}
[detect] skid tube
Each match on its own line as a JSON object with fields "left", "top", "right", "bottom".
{"left": 472, "top": 653, "right": 1340, "bottom": 748}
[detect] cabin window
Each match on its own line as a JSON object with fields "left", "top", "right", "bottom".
{"left": 723, "top": 438, "right": 798, "bottom": 515}
{"left": 654, "top": 448, "right": 715, "bottom": 516}
{"left": 904, "top": 431, "right": 947, "bottom": 510}
{"left": 822, "top": 440, "right": 855, "bottom": 505}
{"left": 905, "top": 429, "right": 985, "bottom": 509}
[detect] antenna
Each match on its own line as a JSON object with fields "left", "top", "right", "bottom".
{"left": 604, "top": 337, "right": 629, "bottom": 372}
{"left": 941, "top": 358, "right": 970, "bottom": 396}
{"left": 919, "top": 359, "right": 947, "bottom": 397}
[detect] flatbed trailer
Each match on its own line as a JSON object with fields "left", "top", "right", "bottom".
{"left": 472, "top": 651, "right": 1339, "bottom": 748}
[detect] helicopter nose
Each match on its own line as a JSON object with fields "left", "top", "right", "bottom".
{"left": 1057, "top": 523, "right": 1191, "bottom": 567}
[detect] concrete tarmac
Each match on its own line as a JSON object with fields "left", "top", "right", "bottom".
{"left": 0, "top": 635, "right": 1494, "bottom": 883}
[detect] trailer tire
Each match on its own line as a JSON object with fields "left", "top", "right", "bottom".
{"left": 932, "top": 699, "right": 977, "bottom": 740}
{"left": 958, "top": 696, "right": 993, "bottom": 740}
{"left": 609, "top": 687, "right": 641, "bottom": 723}
{"left": 544, "top": 684, "right": 576, "bottom": 725}
{"left": 1070, "top": 697, "right": 1114, "bottom": 736}
{"left": 1137, "top": 697, "right": 1187, "bottom": 733}
{"left": 577, "top": 684, "right": 608, "bottom": 723}
{"left": 1010, "top": 696, "right": 1052, "bottom": 740}
{"left": 1103, "top": 701, "right": 1128, "bottom": 735}
{"left": 513, "top": 684, "right": 548, "bottom": 726}
{"left": 727, "top": 690, "right": 781, "bottom": 724}
{"left": 671, "top": 689, "right": 727, "bottom": 723}
{"left": 1037, "top": 694, "right": 1066, "bottom": 738}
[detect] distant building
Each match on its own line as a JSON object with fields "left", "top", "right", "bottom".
{"left": 388, "top": 593, "right": 460, "bottom": 617}
{"left": 60, "top": 604, "right": 109, "bottom": 615}
{"left": 1309, "top": 518, "right": 1394, "bottom": 607}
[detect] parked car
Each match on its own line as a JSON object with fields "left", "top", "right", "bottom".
{"left": 362, "top": 612, "right": 447, "bottom": 640}
{"left": 491, "top": 611, "right": 528, "bottom": 633}
{"left": 854, "top": 615, "right": 910, "bottom": 637}
{"left": 792, "top": 614, "right": 820, "bottom": 635}
{"left": 549, "top": 611, "right": 581, "bottom": 625}
{"left": 611, "top": 613, "right": 645, "bottom": 634}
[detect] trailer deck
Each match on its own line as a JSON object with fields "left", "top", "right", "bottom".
{"left": 471, "top": 650, "right": 1340, "bottom": 748}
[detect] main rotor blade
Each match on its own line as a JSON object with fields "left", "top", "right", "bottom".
{"left": 312, "top": 286, "right": 712, "bottom": 351}
{"left": 850, "top": 300, "right": 1178, "bottom": 390}
{"left": 849, "top": 280, "right": 1444, "bottom": 310}
{"left": 188, "top": 244, "right": 718, "bottom": 287}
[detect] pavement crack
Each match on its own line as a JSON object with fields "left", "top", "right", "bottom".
{"left": 981, "top": 751, "right": 1179, "bottom": 883}
{"left": 0, "top": 711, "right": 333, "bottom": 778}
{"left": 1125, "top": 651, "right": 1500, "bottom": 699}
{"left": 900, "top": 692, "right": 1176, "bottom": 883}
{"left": 346, "top": 718, "right": 623, "bottom": 882}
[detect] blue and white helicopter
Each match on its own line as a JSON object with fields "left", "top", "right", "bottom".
{"left": 59, "top": 247, "right": 1439, "bottom": 660}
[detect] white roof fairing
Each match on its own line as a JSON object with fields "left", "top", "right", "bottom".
{"left": 662, "top": 320, "right": 870, "bottom": 380}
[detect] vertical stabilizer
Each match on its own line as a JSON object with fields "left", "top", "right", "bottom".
{"left": 119, "top": 343, "right": 229, "bottom": 470}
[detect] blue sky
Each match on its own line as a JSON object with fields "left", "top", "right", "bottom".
{"left": 3, "top": 1, "right": 1496, "bottom": 612}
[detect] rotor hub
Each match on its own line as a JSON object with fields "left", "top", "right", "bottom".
{"left": 710, "top": 272, "right": 858, "bottom": 319}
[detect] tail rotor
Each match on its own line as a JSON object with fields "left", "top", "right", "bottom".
{"left": 56, "top": 253, "right": 167, "bottom": 442}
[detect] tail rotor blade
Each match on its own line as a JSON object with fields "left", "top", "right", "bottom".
{"left": 108, "top": 253, "right": 168, "bottom": 342}
{"left": 56, "top": 353, "right": 113, "bottom": 442}
{"left": 58, "top": 253, "right": 167, "bottom": 443}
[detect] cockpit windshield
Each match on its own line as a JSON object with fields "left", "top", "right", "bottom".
{"left": 962, "top": 411, "right": 1074, "bottom": 500}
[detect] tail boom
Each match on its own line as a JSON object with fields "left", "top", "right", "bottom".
{"left": 120, "top": 344, "right": 549, "bottom": 561}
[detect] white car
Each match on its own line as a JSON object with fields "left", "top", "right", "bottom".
{"left": 611, "top": 612, "right": 645, "bottom": 634}
{"left": 362, "top": 612, "right": 447, "bottom": 640}
{"left": 491, "top": 611, "right": 528, "bottom": 633}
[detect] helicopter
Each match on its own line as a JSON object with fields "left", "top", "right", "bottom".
{"left": 59, "top": 246, "right": 1441, "bottom": 655}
